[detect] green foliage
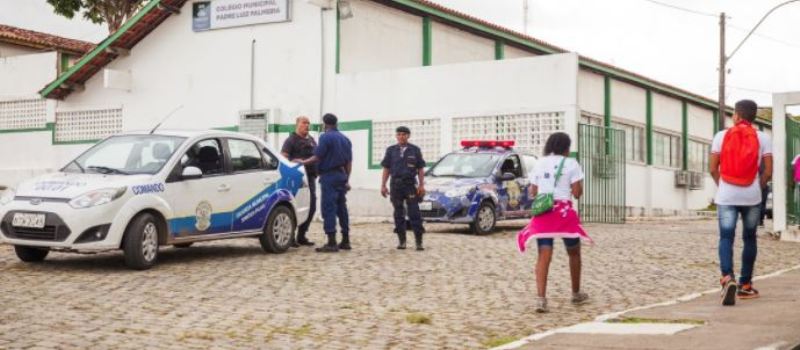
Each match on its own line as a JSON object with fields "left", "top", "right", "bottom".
{"left": 46, "top": 0, "right": 148, "bottom": 32}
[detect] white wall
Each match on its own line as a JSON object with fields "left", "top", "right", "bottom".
{"left": 339, "top": 0, "right": 421, "bottom": 73}
{"left": 504, "top": 44, "right": 536, "bottom": 59}
{"left": 611, "top": 79, "right": 646, "bottom": 124}
{"left": 687, "top": 104, "right": 714, "bottom": 140}
{"left": 0, "top": 43, "right": 38, "bottom": 58}
{"left": 334, "top": 54, "right": 580, "bottom": 214}
{"left": 0, "top": 51, "right": 57, "bottom": 98}
{"left": 652, "top": 92, "right": 682, "bottom": 132}
{"left": 578, "top": 70, "right": 604, "bottom": 116}
{"left": 430, "top": 21, "right": 494, "bottom": 65}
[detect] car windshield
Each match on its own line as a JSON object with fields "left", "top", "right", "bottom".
{"left": 63, "top": 135, "right": 186, "bottom": 175}
{"left": 429, "top": 153, "right": 502, "bottom": 178}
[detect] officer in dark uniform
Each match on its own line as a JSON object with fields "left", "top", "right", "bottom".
{"left": 281, "top": 116, "right": 317, "bottom": 247}
{"left": 299, "top": 113, "right": 353, "bottom": 253}
{"left": 380, "top": 126, "right": 426, "bottom": 250}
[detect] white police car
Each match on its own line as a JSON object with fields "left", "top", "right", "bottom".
{"left": 0, "top": 130, "right": 310, "bottom": 270}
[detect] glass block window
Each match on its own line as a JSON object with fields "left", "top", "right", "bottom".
{"left": 688, "top": 140, "right": 711, "bottom": 173}
{"left": 611, "top": 121, "right": 645, "bottom": 164}
{"left": 453, "top": 112, "right": 564, "bottom": 156}
{"left": 55, "top": 107, "right": 122, "bottom": 143}
{"left": 372, "top": 119, "right": 441, "bottom": 166}
{"left": 653, "top": 131, "right": 681, "bottom": 169}
{"left": 0, "top": 99, "right": 47, "bottom": 130}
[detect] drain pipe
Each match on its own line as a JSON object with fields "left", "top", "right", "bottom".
{"left": 318, "top": 8, "right": 326, "bottom": 124}
{"left": 250, "top": 39, "right": 256, "bottom": 111}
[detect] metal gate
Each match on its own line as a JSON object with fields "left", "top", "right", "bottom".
{"left": 577, "top": 124, "right": 626, "bottom": 223}
{"left": 787, "top": 118, "right": 800, "bottom": 225}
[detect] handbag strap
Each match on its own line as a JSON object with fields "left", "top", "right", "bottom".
{"left": 553, "top": 157, "right": 566, "bottom": 187}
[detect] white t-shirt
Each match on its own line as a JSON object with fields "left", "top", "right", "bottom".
{"left": 529, "top": 155, "right": 584, "bottom": 201}
{"left": 711, "top": 129, "right": 772, "bottom": 206}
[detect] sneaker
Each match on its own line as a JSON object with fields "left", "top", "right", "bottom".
{"left": 571, "top": 292, "right": 589, "bottom": 305}
{"left": 535, "top": 297, "right": 549, "bottom": 313}
{"left": 720, "top": 275, "right": 737, "bottom": 306}
{"left": 737, "top": 282, "right": 760, "bottom": 299}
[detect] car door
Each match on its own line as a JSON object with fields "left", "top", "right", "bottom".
{"left": 498, "top": 154, "right": 529, "bottom": 217}
{"left": 163, "top": 138, "right": 234, "bottom": 239}
{"left": 225, "top": 138, "right": 282, "bottom": 233}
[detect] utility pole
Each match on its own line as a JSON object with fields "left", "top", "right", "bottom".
{"left": 523, "top": 0, "right": 529, "bottom": 35}
{"left": 718, "top": 12, "right": 726, "bottom": 131}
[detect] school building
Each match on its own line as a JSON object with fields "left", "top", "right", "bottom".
{"left": 0, "top": 0, "right": 773, "bottom": 220}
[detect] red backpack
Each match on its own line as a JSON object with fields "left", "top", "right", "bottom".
{"left": 720, "top": 121, "right": 760, "bottom": 186}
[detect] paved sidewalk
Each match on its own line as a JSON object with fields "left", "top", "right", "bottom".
{"left": 513, "top": 267, "right": 800, "bottom": 350}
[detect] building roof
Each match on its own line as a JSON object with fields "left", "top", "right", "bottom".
{"left": 0, "top": 24, "right": 95, "bottom": 55}
{"left": 39, "top": 0, "right": 763, "bottom": 125}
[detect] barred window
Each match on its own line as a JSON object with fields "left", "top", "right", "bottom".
{"left": 372, "top": 119, "right": 440, "bottom": 166}
{"left": 54, "top": 107, "right": 122, "bottom": 143}
{"left": 453, "top": 112, "right": 564, "bottom": 156}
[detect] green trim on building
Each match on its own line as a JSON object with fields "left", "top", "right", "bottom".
{"left": 713, "top": 110, "right": 719, "bottom": 135}
{"left": 494, "top": 40, "right": 504, "bottom": 60}
{"left": 645, "top": 89, "right": 653, "bottom": 166}
{"left": 336, "top": 4, "right": 341, "bottom": 74}
{"left": 0, "top": 126, "right": 51, "bottom": 134}
{"left": 213, "top": 126, "right": 240, "bottom": 132}
{"left": 603, "top": 76, "right": 611, "bottom": 128}
{"left": 40, "top": 0, "right": 163, "bottom": 97}
{"left": 681, "top": 101, "right": 688, "bottom": 171}
{"left": 422, "top": 17, "right": 432, "bottom": 66}
{"left": 59, "top": 54, "right": 70, "bottom": 74}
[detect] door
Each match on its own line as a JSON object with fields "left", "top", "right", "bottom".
{"left": 577, "top": 124, "right": 626, "bottom": 223}
{"left": 225, "top": 138, "right": 282, "bottom": 232}
{"left": 164, "top": 138, "right": 234, "bottom": 238}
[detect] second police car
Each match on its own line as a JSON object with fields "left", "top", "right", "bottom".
{"left": 420, "top": 140, "right": 537, "bottom": 234}
{"left": 0, "top": 130, "right": 310, "bottom": 270}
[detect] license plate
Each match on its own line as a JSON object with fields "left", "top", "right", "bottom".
{"left": 12, "top": 213, "right": 46, "bottom": 229}
{"left": 419, "top": 201, "right": 433, "bottom": 211}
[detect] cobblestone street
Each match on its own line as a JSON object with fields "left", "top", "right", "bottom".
{"left": 1, "top": 219, "right": 799, "bottom": 349}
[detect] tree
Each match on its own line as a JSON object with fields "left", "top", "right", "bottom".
{"left": 47, "top": 0, "right": 148, "bottom": 33}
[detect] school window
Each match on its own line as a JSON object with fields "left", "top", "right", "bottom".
{"left": 687, "top": 140, "right": 711, "bottom": 173}
{"left": 611, "top": 122, "right": 645, "bottom": 163}
{"left": 653, "top": 132, "right": 681, "bottom": 168}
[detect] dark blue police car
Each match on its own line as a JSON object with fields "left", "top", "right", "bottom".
{"left": 420, "top": 140, "right": 537, "bottom": 234}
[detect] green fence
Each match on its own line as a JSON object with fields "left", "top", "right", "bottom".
{"left": 787, "top": 118, "right": 800, "bottom": 225}
{"left": 577, "top": 124, "right": 626, "bottom": 224}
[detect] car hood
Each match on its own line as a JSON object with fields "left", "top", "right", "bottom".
{"left": 425, "top": 176, "right": 489, "bottom": 192}
{"left": 14, "top": 172, "right": 155, "bottom": 199}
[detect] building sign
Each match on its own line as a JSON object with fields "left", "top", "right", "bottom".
{"left": 193, "top": 0, "right": 290, "bottom": 32}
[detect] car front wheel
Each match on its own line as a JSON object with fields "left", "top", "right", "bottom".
{"left": 260, "top": 205, "right": 295, "bottom": 253}
{"left": 122, "top": 213, "right": 160, "bottom": 270}
{"left": 14, "top": 245, "right": 49, "bottom": 262}
{"left": 471, "top": 201, "right": 496, "bottom": 235}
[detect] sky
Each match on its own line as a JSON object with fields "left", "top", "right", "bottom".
{"left": 1, "top": 0, "right": 799, "bottom": 109}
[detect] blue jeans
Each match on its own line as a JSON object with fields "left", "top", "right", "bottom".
{"left": 320, "top": 172, "right": 349, "bottom": 238}
{"left": 718, "top": 205, "right": 759, "bottom": 284}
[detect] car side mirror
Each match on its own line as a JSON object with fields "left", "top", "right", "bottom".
{"left": 500, "top": 172, "right": 516, "bottom": 181}
{"left": 182, "top": 166, "right": 203, "bottom": 180}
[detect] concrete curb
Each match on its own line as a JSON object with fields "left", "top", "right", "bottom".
{"left": 492, "top": 263, "right": 800, "bottom": 350}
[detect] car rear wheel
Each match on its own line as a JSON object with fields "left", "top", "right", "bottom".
{"left": 122, "top": 213, "right": 160, "bottom": 270}
{"left": 260, "top": 205, "right": 295, "bottom": 253}
{"left": 14, "top": 245, "right": 49, "bottom": 262}
{"left": 471, "top": 202, "right": 496, "bottom": 235}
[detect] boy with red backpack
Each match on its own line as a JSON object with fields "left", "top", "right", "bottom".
{"left": 710, "top": 99, "right": 773, "bottom": 306}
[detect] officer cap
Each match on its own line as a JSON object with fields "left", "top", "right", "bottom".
{"left": 322, "top": 113, "right": 338, "bottom": 126}
{"left": 396, "top": 126, "right": 411, "bottom": 134}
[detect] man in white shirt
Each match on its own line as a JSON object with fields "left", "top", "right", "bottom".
{"left": 709, "top": 99, "right": 772, "bottom": 306}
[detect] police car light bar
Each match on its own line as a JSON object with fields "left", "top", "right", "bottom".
{"left": 460, "top": 140, "right": 515, "bottom": 148}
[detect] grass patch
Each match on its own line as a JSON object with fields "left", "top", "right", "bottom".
{"left": 405, "top": 313, "right": 432, "bottom": 325}
{"left": 481, "top": 336, "right": 517, "bottom": 348}
{"left": 289, "top": 324, "right": 312, "bottom": 337}
{"left": 607, "top": 317, "right": 705, "bottom": 325}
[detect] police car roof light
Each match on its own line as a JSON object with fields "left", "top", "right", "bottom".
{"left": 460, "top": 140, "right": 515, "bottom": 149}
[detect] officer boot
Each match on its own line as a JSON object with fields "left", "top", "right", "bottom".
{"left": 414, "top": 231, "right": 424, "bottom": 251}
{"left": 338, "top": 232, "right": 352, "bottom": 250}
{"left": 396, "top": 231, "right": 407, "bottom": 250}
{"left": 315, "top": 233, "right": 339, "bottom": 253}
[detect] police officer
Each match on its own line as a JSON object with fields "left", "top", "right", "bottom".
{"left": 380, "top": 126, "right": 426, "bottom": 251}
{"left": 281, "top": 116, "right": 317, "bottom": 247}
{"left": 299, "top": 113, "right": 353, "bottom": 253}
